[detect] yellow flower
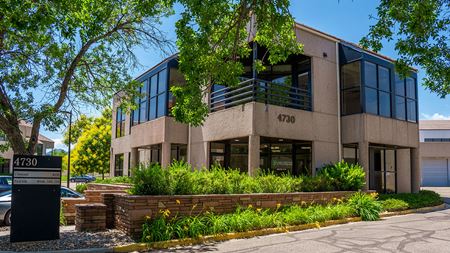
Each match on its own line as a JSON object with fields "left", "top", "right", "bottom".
{"left": 248, "top": 204, "right": 253, "bottom": 209}
{"left": 276, "top": 203, "right": 281, "bottom": 209}
{"left": 301, "top": 201, "right": 307, "bottom": 206}
{"left": 145, "top": 215, "right": 151, "bottom": 220}
{"left": 256, "top": 208, "right": 262, "bottom": 213}
{"left": 176, "top": 199, "right": 181, "bottom": 205}
{"left": 370, "top": 192, "right": 379, "bottom": 199}
{"left": 332, "top": 197, "right": 337, "bottom": 202}
{"left": 315, "top": 221, "right": 321, "bottom": 229}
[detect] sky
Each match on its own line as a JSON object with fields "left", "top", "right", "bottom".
{"left": 44, "top": 0, "right": 450, "bottom": 150}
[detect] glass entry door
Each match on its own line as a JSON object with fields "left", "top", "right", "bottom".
{"left": 369, "top": 147, "right": 396, "bottom": 193}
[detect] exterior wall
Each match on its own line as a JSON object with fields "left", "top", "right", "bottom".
{"left": 112, "top": 191, "right": 354, "bottom": 239}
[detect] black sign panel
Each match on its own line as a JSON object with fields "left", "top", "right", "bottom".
{"left": 11, "top": 155, "right": 62, "bottom": 242}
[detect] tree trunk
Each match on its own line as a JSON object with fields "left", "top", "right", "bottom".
{"left": 1, "top": 121, "right": 30, "bottom": 155}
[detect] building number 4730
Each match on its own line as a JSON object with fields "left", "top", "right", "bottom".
{"left": 277, "top": 114, "right": 296, "bottom": 124}
{"left": 14, "top": 157, "right": 38, "bottom": 167}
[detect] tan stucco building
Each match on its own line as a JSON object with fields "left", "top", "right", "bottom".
{"left": 419, "top": 120, "right": 450, "bottom": 186}
{"left": 0, "top": 121, "right": 55, "bottom": 173}
{"left": 111, "top": 23, "right": 420, "bottom": 193}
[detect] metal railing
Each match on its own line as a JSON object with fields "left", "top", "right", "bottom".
{"left": 210, "top": 78, "right": 312, "bottom": 112}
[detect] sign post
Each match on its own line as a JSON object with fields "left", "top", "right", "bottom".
{"left": 10, "top": 155, "right": 62, "bottom": 242}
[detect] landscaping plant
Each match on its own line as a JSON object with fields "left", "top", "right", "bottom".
{"left": 75, "top": 183, "right": 88, "bottom": 194}
{"left": 317, "top": 161, "right": 366, "bottom": 191}
{"left": 347, "top": 192, "right": 382, "bottom": 221}
{"left": 378, "top": 190, "right": 443, "bottom": 210}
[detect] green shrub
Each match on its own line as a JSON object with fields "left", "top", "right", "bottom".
{"left": 95, "top": 176, "right": 132, "bottom": 184}
{"left": 347, "top": 192, "right": 382, "bottom": 221}
{"left": 130, "top": 163, "right": 172, "bottom": 195}
{"left": 317, "top": 161, "right": 365, "bottom": 191}
{"left": 381, "top": 198, "right": 409, "bottom": 212}
{"left": 378, "top": 190, "right": 442, "bottom": 209}
{"left": 60, "top": 205, "right": 67, "bottom": 226}
{"left": 141, "top": 203, "right": 356, "bottom": 243}
{"left": 75, "top": 183, "right": 87, "bottom": 194}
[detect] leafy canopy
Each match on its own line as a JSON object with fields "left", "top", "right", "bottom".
{"left": 171, "top": 0, "right": 303, "bottom": 126}
{"left": 360, "top": 0, "right": 449, "bottom": 96}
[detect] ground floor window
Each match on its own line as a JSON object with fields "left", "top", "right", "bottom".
{"left": 369, "top": 146, "right": 396, "bottom": 193}
{"left": 343, "top": 144, "right": 358, "bottom": 164}
{"left": 210, "top": 138, "right": 248, "bottom": 173}
{"left": 0, "top": 159, "right": 10, "bottom": 174}
{"left": 171, "top": 144, "right": 187, "bottom": 162}
{"left": 138, "top": 144, "right": 161, "bottom": 165}
{"left": 260, "top": 137, "right": 312, "bottom": 176}
{"left": 114, "top": 154, "right": 124, "bottom": 176}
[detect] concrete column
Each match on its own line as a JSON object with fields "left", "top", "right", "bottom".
{"left": 410, "top": 147, "right": 421, "bottom": 193}
{"left": 123, "top": 152, "right": 130, "bottom": 177}
{"left": 130, "top": 148, "right": 139, "bottom": 169}
{"left": 248, "top": 135, "right": 260, "bottom": 176}
{"left": 396, "top": 149, "right": 411, "bottom": 193}
{"left": 161, "top": 142, "right": 172, "bottom": 168}
{"left": 358, "top": 141, "right": 370, "bottom": 190}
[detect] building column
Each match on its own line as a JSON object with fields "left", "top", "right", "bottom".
{"left": 396, "top": 149, "right": 411, "bottom": 193}
{"left": 130, "top": 148, "right": 139, "bottom": 169}
{"left": 358, "top": 141, "right": 370, "bottom": 190}
{"left": 410, "top": 147, "right": 421, "bottom": 193}
{"left": 161, "top": 142, "right": 172, "bottom": 168}
{"left": 248, "top": 135, "right": 260, "bottom": 176}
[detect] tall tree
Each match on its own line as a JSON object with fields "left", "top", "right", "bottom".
{"left": 0, "top": 0, "right": 173, "bottom": 154}
{"left": 171, "top": 0, "right": 303, "bottom": 125}
{"left": 360, "top": 0, "right": 449, "bottom": 96}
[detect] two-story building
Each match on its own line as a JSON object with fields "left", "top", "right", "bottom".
{"left": 0, "top": 121, "right": 55, "bottom": 173}
{"left": 111, "top": 23, "right": 420, "bottom": 193}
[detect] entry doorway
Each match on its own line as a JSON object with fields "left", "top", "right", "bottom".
{"left": 369, "top": 146, "right": 397, "bottom": 193}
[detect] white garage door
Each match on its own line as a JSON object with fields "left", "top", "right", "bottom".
{"left": 422, "top": 159, "right": 449, "bottom": 187}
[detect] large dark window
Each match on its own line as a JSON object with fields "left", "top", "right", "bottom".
{"left": 0, "top": 159, "right": 10, "bottom": 174}
{"left": 341, "top": 61, "right": 362, "bottom": 115}
{"left": 394, "top": 74, "right": 417, "bottom": 122}
{"left": 363, "top": 62, "right": 392, "bottom": 117}
{"left": 114, "top": 154, "right": 124, "bottom": 176}
{"left": 171, "top": 144, "right": 187, "bottom": 162}
{"left": 209, "top": 139, "right": 249, "bottom": 173}
{"left": 116, "top": 107, "right": 126, "bottom": 138}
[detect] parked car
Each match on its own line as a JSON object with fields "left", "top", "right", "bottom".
{"left": 69, "top": 175, "right": 96, "bottom": 183}
{"left": 0, "top": 176, "right": 12, "bottom": 193}
{"left": 0, "top": 187, "right": 83, "bottom": 226}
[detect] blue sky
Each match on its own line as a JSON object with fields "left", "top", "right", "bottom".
{"left": 45, "top": 0, "right": 450, "bottom": 150}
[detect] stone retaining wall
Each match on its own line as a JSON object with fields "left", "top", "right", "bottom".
{"left": 75, "top": 203, "right": 106, "bottom": 232}
{"left": 111, "top": 191, "right": 354, "bottom": 239}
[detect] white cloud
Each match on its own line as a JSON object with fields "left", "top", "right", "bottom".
{"left": 52, "top": 138, "right": 68, "bottom": 151}
{"left": 421, "top": 113, "right": 450, "bottom": 120}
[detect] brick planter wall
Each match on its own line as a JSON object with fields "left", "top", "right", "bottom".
{"left": 75, "top": 203, "right": 107, "bottom": 232}
{"left": 112, "top": 191, "right": 354, "bottom": 239}
{"left": 87, "top": 183, "right": 131, "bottom": 191}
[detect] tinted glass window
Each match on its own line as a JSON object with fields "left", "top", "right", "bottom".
{"left": 395, "top": 96, "right": 406, "bottom": 120}
{"left": 407, "top": 99, "right": 417, "bottom": 122}
{"left": 149, "top": 98, "right": 157, "bottom": 120}
{"left": 378, "top": 66, "right": 390, "bottom": 91}
{"left": 395, "top": 74, "right": 405, "bottom": 96}
{"left": 158, "top": 69, "right": 167, "bottom": 93}
{"left": 157, "top": 94, "right": 166, "bottom": 117}
{"left": 150, "top": 75, "right": 158, "bottom": 97}
{"left": 379, "top": 91, "right": 391, "bottom": 117}
{"left": 365, "top": 88, "right": 378, "bottom": 114}
{"left": 139, "top": 101, "right": 147, "bottom": 123}
{"left": 342, "top": 89, "right": 361, "bottom": 115}
{"left": 342, "top": 61, "right": 361, "bottom": 89}
{"left": 406, "top": 77, "right": 416, "bottom": 99}
{"left": 364, "top": 62, "right": 377, "bottom": 88}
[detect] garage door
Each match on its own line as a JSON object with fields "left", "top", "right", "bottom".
{"left": 422, "top": 159, "right": 448, "bottom": 186}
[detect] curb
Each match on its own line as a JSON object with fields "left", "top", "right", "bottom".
{"left": 0, "top": 248, "right": 112, "bottom": 253}
{"left": 113, "top": 203, "right": 446, "bottom": 253}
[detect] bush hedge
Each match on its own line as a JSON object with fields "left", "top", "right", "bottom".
{"left": 129, "top": 161, "right": 366, "bottom": 195}
{"left": 378, "top": 190, "right": 443, "bottom": 210}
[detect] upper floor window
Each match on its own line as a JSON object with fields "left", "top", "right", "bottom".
{"left": 341, "top": 61, "right": 362, "bottom": 115}
{"left": 424, "top": 138, "right": 450, "bottom": 142}
{"left": 394, "top": 74, "right": 417, "bottom": 122}
{"left": 364, "top": 62, "right": 392, "bottom": 118}
{"left": 116, "top": 107, "right": 126, "bottom": 138}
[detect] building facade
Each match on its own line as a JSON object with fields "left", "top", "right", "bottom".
{"left": 111, "top": 23, "right": 420, "bottom": 193}
{"left": 0, "top": 122, "right": 55, "bottom": 174}
{"left": 419, "top": 120, "right": 450, "bottom": 187}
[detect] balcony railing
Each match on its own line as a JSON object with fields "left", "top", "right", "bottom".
{"left": 210, "top": 78, "right": 312, "bottom": 112}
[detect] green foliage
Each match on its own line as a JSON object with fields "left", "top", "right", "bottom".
{"left": 75, "top": 183, "right": 88, "bottom": 194}
{"left": 378, "top": 190, "right": 443, "bottom": 209}
{"left": 172, "top": 0, "right": 303, "bottom": 126}
{"left": 317, "top": 161, "right": 366, "bottom": 191}
{"left": 360, "top": 0, "right": 449, "bottom": 96}
{"left": 60, "top": 205, "right": 67, "bottom": 226}
{"left": 129, "top": 161, "right": 364, "bottom": 196}
{"left": 0, "top": 0, "right": 173, "bottom": 154}
{"left": 95, "top": 176, "right": 132, "bottom": 185}
{"left": 381, "top": 198, "right": 409, "bottom": 212}
{"left": 142, "top": 203, "right": 354, "bottom": 242}
{"left": 347, "top": 192, "right": 382, "bottom": 221}
{"left": 70, "top": 110, "right": 111, "bottom": 176}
